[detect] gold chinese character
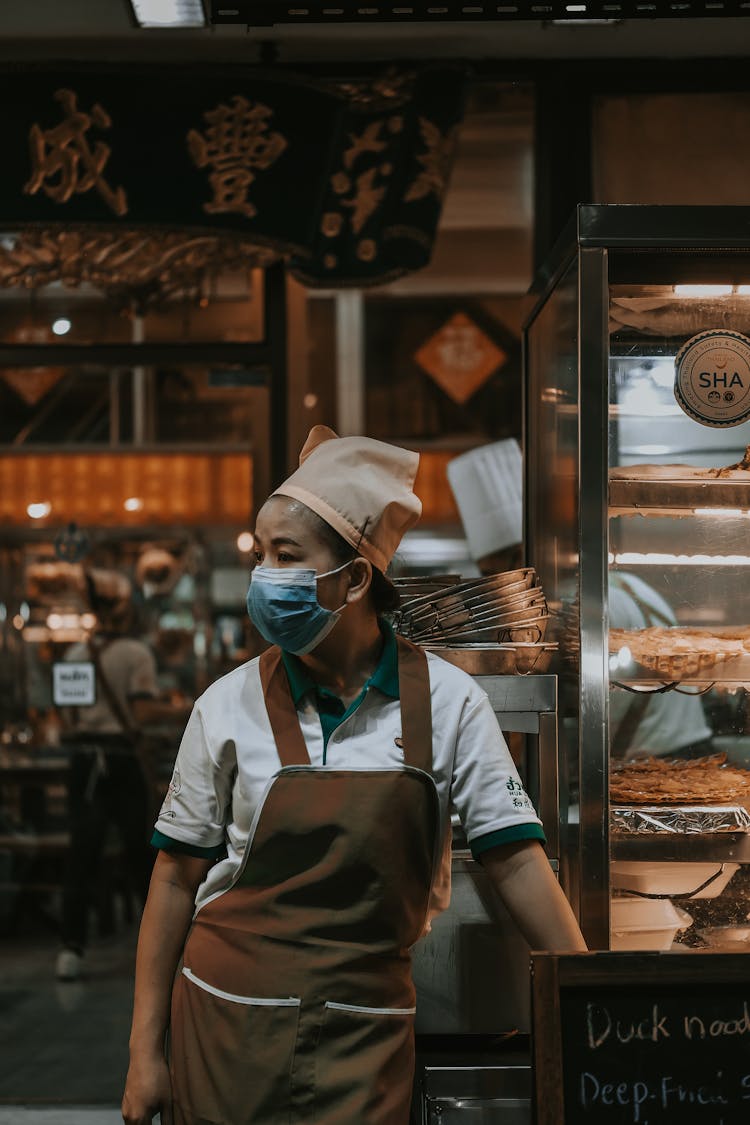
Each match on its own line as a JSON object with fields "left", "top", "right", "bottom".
{"left": 341, "top": 168, "right": 385, "bottom": 236}
{"left": 342, "top": 121, "right": 386, "bottom": 171}
{"left": 404, "top": 117, "right": 457, "bottom": 205}
{"left": 187, "top": 97, "right": 287, "bottom": 219}
{"left": 24, "top": 89, "right": 127, "bottom": 217}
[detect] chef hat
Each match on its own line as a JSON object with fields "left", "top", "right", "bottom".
{"left": 447, "top": 438, "right": 523, "bottom": 561}
{"left": 273, "top": 425, "right": 422, "bottom": 572}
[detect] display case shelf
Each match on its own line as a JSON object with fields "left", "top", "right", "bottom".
{"left": 609, "top": 475, "right": 750, "bottom": 516}
{"left": 613, "top": 666, "right": 750, "bottom": 686}
{"left": 611, "top": 833, "right": 750, "bottom": 863}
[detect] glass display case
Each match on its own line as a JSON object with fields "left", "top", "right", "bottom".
{"left": 524, "top": 206, "right": 750, "bottom": 951}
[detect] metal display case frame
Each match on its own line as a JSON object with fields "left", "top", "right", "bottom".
{"left": 523, "top": 205, "right": 750, "bottom": 949}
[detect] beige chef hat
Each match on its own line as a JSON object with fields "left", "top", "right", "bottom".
{"left": 273, "top": 425, "right": 422, "bottom": 572}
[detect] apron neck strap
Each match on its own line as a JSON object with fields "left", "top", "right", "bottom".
{"left": 259, "top": 634, "right": 433, "bottom": 773}
{"left": 259, "top": 647, "right": 312, "bottom": 767}
{"left": 395, "top": 636, "right": 433, "bottom": 773}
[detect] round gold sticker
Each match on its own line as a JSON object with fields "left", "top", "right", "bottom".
{"left": 674, "top": 330, "right": 750, "bottom": 427}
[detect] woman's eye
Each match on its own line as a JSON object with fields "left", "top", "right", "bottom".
{"left": 253, "top": 552, "right": 263, "bottom": 564}
{"left": 278, "top": 552, "right": 296, "bottom": 563}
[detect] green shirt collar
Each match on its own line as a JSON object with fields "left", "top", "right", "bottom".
{"left": 281, "top": 619, "right": 400, "bottom": 706}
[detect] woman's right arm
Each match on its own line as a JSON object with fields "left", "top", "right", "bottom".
{"left": 122, "top": 850, "right": 213, "bottom": 1125}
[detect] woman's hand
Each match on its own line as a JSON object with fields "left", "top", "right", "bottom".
{"left": 125, "top": 852, "right": 212, "bottom": 1124}
{"left": 122, "top": 1052, "right": 172, "bottom": 1125}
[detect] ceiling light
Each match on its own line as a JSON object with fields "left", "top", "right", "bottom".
{"left": 612, "top": 551, "right": 750, "bottom": 567}
{"left": 128, "top": 1, "right": 207, "bottom": 28}
{"left": 124, "top": 497, "right": 144, "bottom": 512}
{"left": 237, "top": 531, "right": 255, "bottom": 553}
{"left": 27, "top": 501, "right": 51, "bottom": 519}
{"left": 52, "top": 317, "right": 72, "bottom": 336}
{"left": 673, "top": 285, "right": 733, "bottom": 298}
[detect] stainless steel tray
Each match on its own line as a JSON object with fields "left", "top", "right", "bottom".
{"left": 425, "top": 643, "right": 557, "bottom": 675}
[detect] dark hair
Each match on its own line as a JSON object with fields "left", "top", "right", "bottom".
{"left": 312, "top": 512, "right": 401, "bottom": 617}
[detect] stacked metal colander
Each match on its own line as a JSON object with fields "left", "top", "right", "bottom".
{"left": 390, "top": 569, "right": 556, "bottom": 674}
{"left": 392, "top": 568, "right": 550, "bottom": 646}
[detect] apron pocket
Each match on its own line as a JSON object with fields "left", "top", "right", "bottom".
{"left": 171, "top": 967, "right": 301, "bottom": 1125}
{"left": 313, "top": 1000, "right": 416, "bottom": 1125}
{"left": 181, "top": 966, "right": 300, "bottom": 1007}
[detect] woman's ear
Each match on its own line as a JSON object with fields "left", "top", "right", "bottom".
{"left": 345, "top": 557, "right": 372, "bottom": 605}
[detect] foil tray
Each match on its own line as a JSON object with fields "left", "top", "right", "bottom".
{"left": 611, "top": 805, "right": 750, "bottom": 835}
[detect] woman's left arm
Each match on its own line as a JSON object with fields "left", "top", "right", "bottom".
{"left": 481, "top": 839, "right": 588, "bottom": 952}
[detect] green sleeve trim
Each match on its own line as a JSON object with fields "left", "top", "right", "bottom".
{"left": 150, "top": 829, "right": 226, "bottom": 859}
{"left": 470, "top": 823, "right": 546, "bottom": 860}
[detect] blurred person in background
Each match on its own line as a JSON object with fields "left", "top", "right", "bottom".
{"left": 447, "top": 438, "right": 524, "bottom": 576}
{"left": 56, "top": 568, "right": 184, "bottom": 982}
{"left": 608, "top": 571, "right": 714, "bottom": 761}
{"left": 447, "top": 442, "right": 713, "bottom": 762}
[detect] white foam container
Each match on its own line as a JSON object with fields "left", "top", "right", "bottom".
{"left": 611, "top": 861, "right": 739, "bottom": 900}
{"left": 610, "top": 897, "right": 693, "bottom": 951}
{"left": 699, "top": 925, "right": 750, "bottom": 950}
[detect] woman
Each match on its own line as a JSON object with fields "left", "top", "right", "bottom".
{"left": 123, "top": 426, "right": 585, "bottom": 1125}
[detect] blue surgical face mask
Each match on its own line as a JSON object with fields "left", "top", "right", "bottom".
{"left": 246, "top": 561, "right": 353, "bottom": 655}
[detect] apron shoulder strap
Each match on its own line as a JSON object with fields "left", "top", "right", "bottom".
{"left": 259, "top": 638, "right": 434, "bottom": 774}
{"left": 395, "top": 636, "right": 433, "bottom": 774}
{"left": 259, "top": 646, "right": 312, "bottom": 767}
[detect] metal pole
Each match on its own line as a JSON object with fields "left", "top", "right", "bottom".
{"left": 266, "top": 263, "right": 288, "bottom": 489}
{"left": 109, "top": 369, "right": 121, "bottom": 446}
{"left": 577, "top": 245, "right": 611, "bottom": 951}
{"left": 132, "top": 314, "right": 146, "bottom": 446}
{"left": 335, "top": 291, "right": 365, "bottom": 436}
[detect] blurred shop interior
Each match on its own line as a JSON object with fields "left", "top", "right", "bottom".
{"left": 3, "top": 0, "right": 750, "bottom": 1105}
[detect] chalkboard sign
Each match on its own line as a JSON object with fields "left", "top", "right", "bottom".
{"left": 532, "top": 953, "right": 750, "bottom": 1125}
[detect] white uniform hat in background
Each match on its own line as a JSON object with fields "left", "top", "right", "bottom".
{"left": 446, "top": 438, "right": 523, "bottom": 561}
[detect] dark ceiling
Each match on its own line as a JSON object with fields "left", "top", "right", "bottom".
{"left": 0, "top": 2, "right": 749, "bottom": 63}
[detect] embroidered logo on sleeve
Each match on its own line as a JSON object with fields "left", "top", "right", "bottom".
{"left": 506, "top": 775, "right": 534, "bottom": 812}
{"left": 160, "top": 768, "right": 182, "bottom": 819}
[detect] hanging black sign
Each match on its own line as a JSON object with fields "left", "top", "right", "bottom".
{"left": 0, "top": 66, "right": 466, "bottom": 287}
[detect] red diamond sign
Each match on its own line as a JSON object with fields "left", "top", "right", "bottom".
{"left": 414, "top": 312, "right": 507, "bottom": 404}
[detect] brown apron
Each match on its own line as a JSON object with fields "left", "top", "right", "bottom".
{"left": 170, "top": 636, "right": 440, "bottom": 1125}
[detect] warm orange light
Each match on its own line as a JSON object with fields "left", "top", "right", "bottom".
{"left": 0, "top": 452, "right": 253, "bottom": 527}
{"left": 414, "top": 451, "right": 461, "bottom": 524}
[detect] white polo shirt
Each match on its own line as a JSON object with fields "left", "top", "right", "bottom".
{"left": 154, "top": 648, "right": 544, "bottom": 921}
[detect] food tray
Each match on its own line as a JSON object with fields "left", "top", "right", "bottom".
{"left": 424, "top": 642, "right": 557, "bottom": 676}
{"left": 610, "top": 860, "right": 740, "bottom": 899}
{"left": 609, "top": 626, "right": 750, "bottom": 680}
{"left": 610, "top": 805, "right": 750, "bottom": 835}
